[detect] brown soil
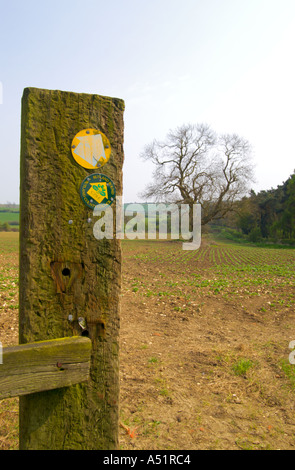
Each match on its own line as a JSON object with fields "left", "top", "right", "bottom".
{"left": 118, "top": 239, "right": 295, "bottom": 450}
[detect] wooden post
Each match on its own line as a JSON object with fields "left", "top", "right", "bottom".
{"left": 19, "top": 87, "right": 124, "bottom": 450}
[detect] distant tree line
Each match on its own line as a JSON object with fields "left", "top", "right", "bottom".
{"left": 0, "top": 204, "right": 19, "bottom": 212}
{"left": 212, "top": 171, "right": 295, "bottom": 245}
{"left": 0, "top": 222, "right": 18, "bottom": 232}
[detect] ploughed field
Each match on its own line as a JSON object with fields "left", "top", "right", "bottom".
{"left": 1, "top": 232, "right": 295, "bottom": 450}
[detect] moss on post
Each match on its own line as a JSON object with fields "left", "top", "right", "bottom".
{"left": 19, "top": 87, "right": 124, "bottom": 450}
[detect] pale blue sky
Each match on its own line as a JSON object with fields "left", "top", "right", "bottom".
{"left": 1, "top": 0, "right": 295, "bottom": 203}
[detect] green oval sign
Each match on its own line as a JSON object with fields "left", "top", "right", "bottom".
{"left": 80, "top": 173, "right": 116, "bottom": 209}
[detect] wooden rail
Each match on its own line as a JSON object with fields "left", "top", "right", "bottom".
{"left": 0, "top": 336, "right": 91, "bottom": 400}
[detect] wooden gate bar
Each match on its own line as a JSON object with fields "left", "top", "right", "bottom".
{"left": 19, "top": 87, "right": 124, "bottom": 450}
{"left": 0, "top": 336, "right": 91, "bottom": 400}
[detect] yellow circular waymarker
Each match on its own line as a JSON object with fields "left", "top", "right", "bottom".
{"left": 71, "top": 129, "right": 111, "bottom": 169}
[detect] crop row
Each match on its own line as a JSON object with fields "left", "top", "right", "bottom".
{"left": 140, "top": 243, "right": 295, "bottom": 270}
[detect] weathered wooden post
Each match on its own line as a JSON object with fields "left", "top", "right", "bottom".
{"left": 19, "top": 87, "right": 124, "bottom": 450}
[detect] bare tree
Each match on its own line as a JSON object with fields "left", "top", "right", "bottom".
{"left": 140, "top": 123, "right": 255, "bottom": 225}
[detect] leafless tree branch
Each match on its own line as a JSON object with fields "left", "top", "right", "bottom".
{"left": 139, "top": 123, "right": 255, "bottom": 225}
